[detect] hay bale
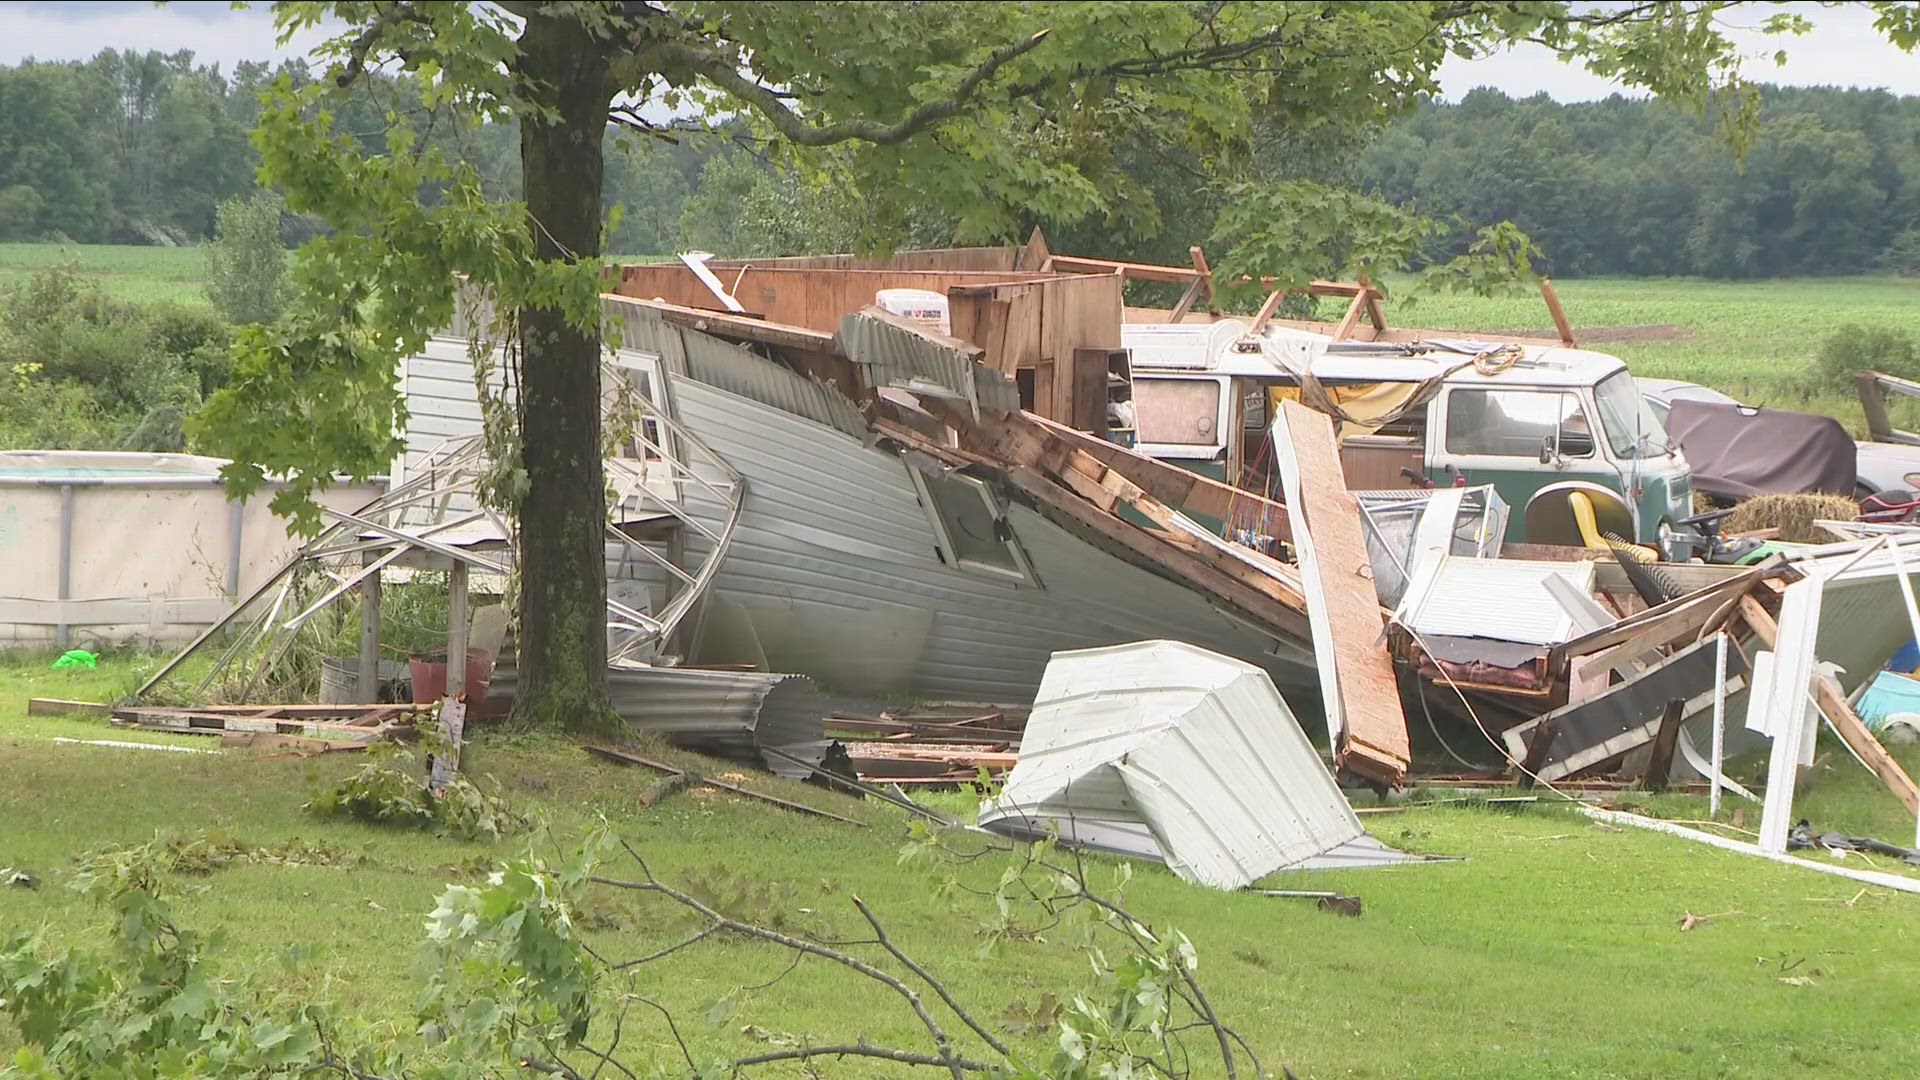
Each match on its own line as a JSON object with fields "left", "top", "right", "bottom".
{"left": 1723, "top": 493, "right": 1860, "bottom": 544}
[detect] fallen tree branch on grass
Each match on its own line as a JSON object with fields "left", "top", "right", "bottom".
{"left": 1, "top": 823, "right": 1278, "bottom": 1079}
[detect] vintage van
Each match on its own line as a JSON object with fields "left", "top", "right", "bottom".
{"left": 1121, "top": 319, "right": 1694, "bottom": 559}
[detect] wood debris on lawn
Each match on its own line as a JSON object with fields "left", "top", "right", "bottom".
{"left": 109, "top": 703, "right": 427, "bottom": 747}
{"left": 1678, "top": 909, "right": 1742, "bottom": 931}
{"left": 51, "top": 737, "right": 220, "bottom": 755}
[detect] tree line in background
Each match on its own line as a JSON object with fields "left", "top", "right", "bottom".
{"left": 1352, "top": 86, "right": 1920, "bottom": 278}
{"left": 6, "top": 49, "right": 1920, "bottom": 276}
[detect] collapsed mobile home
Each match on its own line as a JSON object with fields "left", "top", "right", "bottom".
{"left": 129, "top": 235, "right": 1920, "bottom": 888}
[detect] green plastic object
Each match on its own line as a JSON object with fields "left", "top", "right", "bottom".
{"left": 51, "top": 650, "right": 98, "bottom": 670}
{"left": 1735, "top": 542, "right": 1790, "bottom": 566}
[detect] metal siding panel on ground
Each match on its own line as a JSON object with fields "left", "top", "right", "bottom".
{"left": 981, "top": 641, "right": 1395, "bottom": 889}
{"left": 486, "top": 661, "right": 826, "bottom": 777}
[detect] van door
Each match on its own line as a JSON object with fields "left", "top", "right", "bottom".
{"left": 1428, "top": 385, "right": 1607, "bottom": 541}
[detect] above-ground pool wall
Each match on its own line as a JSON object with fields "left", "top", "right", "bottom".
{"left": 0, "top": 472, "right": 387, "bottom": 649}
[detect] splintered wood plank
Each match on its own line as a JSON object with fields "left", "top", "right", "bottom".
{"left": 110, "top": 709, "right": 397, "bottom": 741}
{"left": 1816, "top": 673, "right": 1920, "bottom": 817}
{"left": 1276, "top": 401, "right": 1410, "bottom": 788}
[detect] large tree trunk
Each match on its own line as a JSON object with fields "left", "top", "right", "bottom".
{"left": 511, "top": 13, "right": 616, "bottom": 730}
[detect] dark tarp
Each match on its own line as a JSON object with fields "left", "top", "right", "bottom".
{"left": 1667, "top": 400, "right": 1856, "bottom": 500}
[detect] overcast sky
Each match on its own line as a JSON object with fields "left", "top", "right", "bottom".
{"left": 1, "top": 0, "right": 1916, "bottom": 100}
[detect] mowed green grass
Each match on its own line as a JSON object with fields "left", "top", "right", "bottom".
{"left": 3, "top": 652, "right": 1918, "bottom": 1078}
{"left": 0, "top": 243, "right": 211, "bottom": 307}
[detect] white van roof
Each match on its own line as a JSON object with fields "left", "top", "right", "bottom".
{"left": 1122, "top": 320, "right": 1628, "bottom": 389}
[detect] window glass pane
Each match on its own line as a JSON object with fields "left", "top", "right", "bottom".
{"left": 1444, "top": 389, "right": 1594, "bottom": 458}
{"left": 605, "top": 362, "right": 665, "bottom": 459}
{"left": 1594, "top": 371, "right": 1668, "bottom": 457}
{"left": 1134, "top": 378, "right": 1223, "bottom": 446}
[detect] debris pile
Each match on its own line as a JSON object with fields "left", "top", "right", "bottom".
{"left": 94, "top": 235, "right": 1920, "bottom": 894}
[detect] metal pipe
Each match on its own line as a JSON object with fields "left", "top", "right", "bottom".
{"left": 56, "top": 484, "right": 73, "bottom": 650}
{"left": 1710, "top": 631, "right": 1728, "bottom": 818}
{"left": 1884, "top": 537, "right": 1920, "bottom": 851}
{"left": 226, "top": 498, "right": 244, "bottom": 599}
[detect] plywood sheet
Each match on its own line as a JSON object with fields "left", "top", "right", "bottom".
{"left": 1275, "top": 401, "right": 1410, "bottom": 787}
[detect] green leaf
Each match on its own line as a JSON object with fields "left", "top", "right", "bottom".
{"left": 704, "top": 988, "right": 742, "bottom": 1026}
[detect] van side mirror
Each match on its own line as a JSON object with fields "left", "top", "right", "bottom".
{"left": 1539, "top": 434, "right": 1555, "bottom": 465}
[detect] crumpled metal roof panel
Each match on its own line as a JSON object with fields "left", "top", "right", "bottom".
{"left": 839, "top": 308, "right": 1021, "bottom": 416}
{"left": 980, "top": 640, "right": 1403, "bottom": 889}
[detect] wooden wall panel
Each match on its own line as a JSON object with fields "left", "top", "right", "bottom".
{"left": 613, "top": 265, "right": 1058, "bottom": 333}
{"left": 1037, "top": 275, "right": 1124, "bottom": 424}
{"left": 698, "top": 246, "right": 1021, "bottom": 273}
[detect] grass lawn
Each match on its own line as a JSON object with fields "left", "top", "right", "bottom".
{"left": 0, "top": 243, "right": 212, "bottom": 307}
{"left": 3, "top": 651, "right": 1918, "bottom": 1077}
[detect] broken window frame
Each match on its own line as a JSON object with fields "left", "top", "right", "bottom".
{"left": 906, "top": 465, "right": 1041, "bottom": 587}
{"left": 605, "top": 350, "right": 685, "bottom": 513}
{"left": 607, "top": 350, "right": 674, "bottom": 459}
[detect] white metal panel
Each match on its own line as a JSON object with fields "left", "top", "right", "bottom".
{"left": 980, "top": 640, "right": 1400, "bottom": 889}
{"left": 1397, "top": 556, "right": 1598, "bottom": 646}
{"left": 396, "top": 324, "right": 1319, "bottom": 703}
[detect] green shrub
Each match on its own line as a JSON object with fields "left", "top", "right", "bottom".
{"left": 0, "top": 362, "right": 111, "bottom": 448}
{"left": 0, "top": 263, "right": 241, "bottom": 450}
{"left": 1815, "top": 324, "right": 1920, "bottom": 389}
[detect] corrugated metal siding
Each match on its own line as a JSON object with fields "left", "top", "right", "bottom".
{"left": 397, "top": 340, "right": 505, "bottom": 489}
{"left": 488, "top": 660, "right": 826, "bottom": 777}
{"left": 839, "top": 309, "right": 1020, "bottom": 415}
{"left": 399, "top": 326, "right": 1315, "bottom": 703}
{"left": 603, "top": 296, "right": 867, "bottom": 437}
{"left": 1398, "top": 557, "right": 1597, "bottom": 645}
{"left": 667, "top": 377, "right": 1314, "bottom": 701}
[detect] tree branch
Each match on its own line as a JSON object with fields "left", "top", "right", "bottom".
{"left": 594, "top": 841, "right": 973, "bottom": 1080}
{"left": 850, "top": 895, "right": 1012, "bottom": 1059}
{"left": 608, "top": 923, "right": 723, "bottom": 969}
{"left": 732, "top": 1043, "right": 991, "bottom": 1071}
{"left": 333, "top": 0, "right": 430, "bottom": 89}
{"left": 669, "top": 29, "right": 1053, "bottom": 146}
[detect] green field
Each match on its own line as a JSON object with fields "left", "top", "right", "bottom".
{"left": 1384, "top": 275, "right": 1920, "bottom": 431}
{"left": 0, "top": 243, "right": 211, "bottom": 307}
{"left": 4, "top": 654, "right": 1919, "bottom": 1078}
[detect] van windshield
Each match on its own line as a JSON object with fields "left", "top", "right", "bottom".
{"left": 1595, "top": 371, "right": 1669, "bottom": 458}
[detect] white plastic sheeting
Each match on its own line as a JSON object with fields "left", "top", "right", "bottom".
{"left": 979, "top": 641, "right": 1411, "bottom": 890}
